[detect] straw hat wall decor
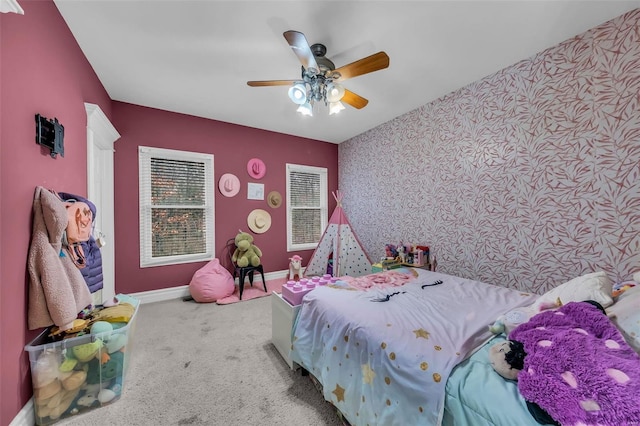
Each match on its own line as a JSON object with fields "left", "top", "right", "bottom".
{"left": 267, "top": 191, "right": 282, "bottom": 208}
{"left": 247, "top": 209, "right": 272, "bottom": 234}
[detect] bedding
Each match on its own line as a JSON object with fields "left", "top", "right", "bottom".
{"left": 510, "top": 301, "right": 640, "bottom": 425}
{"left": 606, "top": 285, "right": 640, "bottom": 353}
{"left": 531, "top": 271, "right": 613, "bottom": 311}
{"left": 443, "top": 335, "right": 543, "bottom": 426}
{"left": 290, "top": 268, "right": 538, "bottom": 425}
{"left": 444, "top": 298, "right": 640, "bottom": 426}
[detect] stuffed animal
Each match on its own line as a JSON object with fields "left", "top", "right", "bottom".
{"left": 92, "top": 303, "right": 135, "bottom": 323}
{"left": 232, "top": 231, "right": 262, "bottom": 268}
{"left": 31, "top": 350, "right": 88, "bottom": 420}
{"left": 488, "top": 297, "right": 562, "bottom": 335}
{"left": 488, "top": 340, "right": 525, "bottom": 381}
{"left": 289, "top": 255, "right": 303, "bottom": 280}
{"left": 385, "top": 244, "right": 397, "bottom": 258}
{"left": 72, "top": 339, "right": 104, "bottom": 363}
{"left": 396, "top": 243, "right": 407, "bottom": 263}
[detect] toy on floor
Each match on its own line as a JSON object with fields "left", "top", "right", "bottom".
{"left": 289, "top": 255, "right": 303, "bottom": 280}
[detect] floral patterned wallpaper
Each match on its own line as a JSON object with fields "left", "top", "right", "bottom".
{"left": 339, "top": 9, "right": 640, "bottom": 294}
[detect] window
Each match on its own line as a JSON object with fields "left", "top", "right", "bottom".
{"left": 286, "top": 163, "right": 328, "bottom": 251}
{"left": 139, "top": 146, "right": 214, "bottom": 267}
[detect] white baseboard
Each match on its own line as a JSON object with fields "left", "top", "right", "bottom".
{"left": 9, "top": 397, "right": 33, "bottom": 426}
{"left": 129, "top": 269, "right": 288, "bottom": 304}
{"left": 11, "top": 269, "right": 289, "bottom": 425}
{"left": 128, "top": 284, "right": 191, "bottom": 304}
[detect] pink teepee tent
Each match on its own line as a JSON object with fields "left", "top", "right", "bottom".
{"left": 304, "top": 191, "right": 372, "bottom": 278}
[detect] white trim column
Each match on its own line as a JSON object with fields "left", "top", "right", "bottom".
{"left": 0, "top": 0, "right": 24, "bottom": 14}
{"left": 85, "top": 103, "right": 120, "bottom": 301}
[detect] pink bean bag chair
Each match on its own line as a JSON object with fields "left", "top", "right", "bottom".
{"left": 189, "top": 258, "right": 235, "bottom": 303}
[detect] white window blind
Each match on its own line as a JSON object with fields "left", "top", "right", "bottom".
{"left": 286, "top": 164, "right": 328, "bottom": 251}
{"left": 139, "top": 146, "right": 214, "bottom": 267}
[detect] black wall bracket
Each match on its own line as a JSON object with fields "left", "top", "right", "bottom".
{"left": 35, "top": 114, "right": 64, "bottom": 158}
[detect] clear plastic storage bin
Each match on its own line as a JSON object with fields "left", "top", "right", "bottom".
{"left": 25, "top": 297, "right": 139, "bottom": 425}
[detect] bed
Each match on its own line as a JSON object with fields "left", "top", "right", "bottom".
{"left": 289, "top": 267, "right": 640, "bottom": 426}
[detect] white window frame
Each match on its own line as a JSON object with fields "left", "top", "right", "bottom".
{"left": 286, "top": 163, "right": 328, "bottom": 252}
{"left": 138, "top": 146, "right": 214, "bottom": 267}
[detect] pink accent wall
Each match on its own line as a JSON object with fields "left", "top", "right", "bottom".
{"left": 111, "top": 103, "right": 338, "bottom": 294}
{"left": 1, "top": 4, "right": 336, "bottom": 421}
{"left": 0, "top": 1, "right": 112, "bottom": 423}
{"left": 340, "top": 9, "right": 640, "bottom": 294}
{"left": 0, "top": 3, "right": 335, "bottom": 420}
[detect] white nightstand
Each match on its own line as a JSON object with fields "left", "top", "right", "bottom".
{"left": 271, "top": 291, "right": 301, "bottom": 370}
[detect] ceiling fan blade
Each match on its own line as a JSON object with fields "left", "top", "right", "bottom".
{"left": 334, "top": 52, "right": 390, "bottom": 82}
{"left": 247, "top": 80, "right": 297, "bottom": 87}
{"left": 283, "top": 30, "right": 319, "bottom": 72}
{"left": 341, "top": 90, "right": 369, "bottom": 109}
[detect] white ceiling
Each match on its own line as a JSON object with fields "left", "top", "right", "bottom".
{"left": 53, "top": 1, "right": 640, "bottom": 144}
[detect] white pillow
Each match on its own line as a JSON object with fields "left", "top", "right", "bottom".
{"left": 606, "top": 286, "right": 640, "bottom": 353}
{"left": 532, "top": 271, "right": 613, "bottom": 311}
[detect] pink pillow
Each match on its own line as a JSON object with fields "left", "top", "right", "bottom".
{"left": 189, "top": 258, "right": 235, "bottom": 303}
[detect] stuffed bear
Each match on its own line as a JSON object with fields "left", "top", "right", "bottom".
{"left": 232, "top": 231, "right": 262, "bottom": 268}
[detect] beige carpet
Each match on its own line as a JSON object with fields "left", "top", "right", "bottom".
{"left": 54, "top": 296, "right": 343, "bottom": 426}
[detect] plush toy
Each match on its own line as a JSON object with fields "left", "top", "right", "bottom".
{"left": 86, "top": 350, "right": 124, "bottom": 385}
{"left": 105, "top": 333, "right": 128, "bottom": 354}
{"left": 92, "top": 303, "right": 135, "bottom": 323}
{"left": 396, "top": 243, "right": 407, "bottom": 263}
{"left": 31, "top": 350, "right": 89, "bottom": 421}
{"left": 489, "top": 297, "right": 562, "bottom": 335}
{"left": 289, "top": 255, "right": 303, "bottom": 280}
{"left": 79, "top": 377, "right": 119, "bottom": 405}
{"left": 232, "top": 230, "right": 262, "bottom": 268}
{"left": 90, "top": 321, "right": 113, "bottom": 337}
{"left": 612, "top": 280, "right": 638, "bottom": 298}
{"left": 488, "top": 340, "right": 526, "bottom": 381}
{"left": 76, "top": 389, "right": 99, "bottom": 408}
{"left": 36, "top": 387, "right": 81, "bottom": 420}
{"left": 72, "top": 339, "right": 104, "bottom": 363}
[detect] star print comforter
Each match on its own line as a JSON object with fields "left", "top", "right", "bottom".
{"left": 290, "top": 269, "right": 538, "bottom": 426}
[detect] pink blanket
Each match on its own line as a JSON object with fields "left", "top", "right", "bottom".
{"left": 337, "top": 269, "right": 417, "bottom": 291}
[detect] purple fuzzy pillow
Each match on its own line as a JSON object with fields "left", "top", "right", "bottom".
{"left": 510, "top": 302, "right": 640, "bottom": 425}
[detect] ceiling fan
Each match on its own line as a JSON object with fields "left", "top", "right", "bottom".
{"left": 247, "top": 30, "right": 390, "bottom": 116}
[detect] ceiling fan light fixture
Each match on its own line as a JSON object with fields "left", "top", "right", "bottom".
{"left": 248, "top": 31, "right": 389, "bottom": 116}
{"left": 325, "top": 83, "right": 345, "bottom": 103}
{"left": 288, "top": 83, "right": 307, "bottom": 105}
{"left": 297, "top": 102, "right": 313, "bottom": 116}
{"left": 329, "top": 101, "right": 345, "bottom": 115}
